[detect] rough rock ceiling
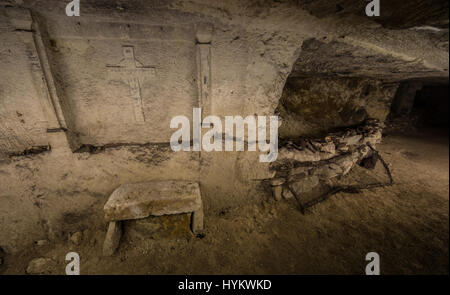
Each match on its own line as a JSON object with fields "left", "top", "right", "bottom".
{"left": 295, "top": 0, "right": 449, "bottom": 29}
{"left": 2, "top": 0, "right": 448, "bottom": 27}
{"left": 290, "top": 38, "right": 449, "bottom": 81}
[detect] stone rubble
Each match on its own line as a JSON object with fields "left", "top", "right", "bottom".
{"left": 26, "top": 257, "right": 56, "bottom": 275}
{"left": 69, "top": 231, "right": 83, "bottom": 246}
{"left": 282, "top": 187, "right": 295, "bottom": 200}
{"left": 35, "top": 240, "right": 49, "bottom": 247}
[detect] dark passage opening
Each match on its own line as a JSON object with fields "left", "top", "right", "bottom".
{"left": 387, "top": 80, "right": 449, "bottom": 135}
{"left": 413, "top": 84, "right": 449, "bottom": 130}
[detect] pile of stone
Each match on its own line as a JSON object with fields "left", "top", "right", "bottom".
{"left": 269, "top": 119, "right": 383, "bottom": 202}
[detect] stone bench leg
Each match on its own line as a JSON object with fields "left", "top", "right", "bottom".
{"left": 103, "top": 221, "right": 122, "bottom": 256}
{"left": 191, "top": 204, "right": 204, "bottom": 234}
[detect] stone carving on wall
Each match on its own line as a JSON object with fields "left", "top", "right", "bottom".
{"left": 36, "top": 19, "right": 197, "bottom": 145}
{"left": 107, "top": 46, "right": 157, "bottom": 123}
{"left": 196, "top": 25, "right": 213, "bottom": 117}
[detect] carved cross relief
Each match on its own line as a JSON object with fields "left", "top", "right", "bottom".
{"left": 107, "top": 46, "right": 156, "bottom": 122}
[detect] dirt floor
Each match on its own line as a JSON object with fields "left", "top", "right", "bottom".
{"left": 1, "top": 130, "right": 448, "bottom": 275}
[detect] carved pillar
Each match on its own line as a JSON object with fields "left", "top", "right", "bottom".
{"left": 196, "top": 25, "right": 213, "bottom": 118}
{"left": 30, "top": 10, "right": 80, "bottom": 152}
{"left": 4, "top": 7, "right": 77, "bottom": 153}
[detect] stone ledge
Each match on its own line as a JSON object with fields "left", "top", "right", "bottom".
{"left": 102, "top": 180, "right": 203, "bottom": 256}
{"left": 104, "top": 181, "right": 202, "bottom": 222}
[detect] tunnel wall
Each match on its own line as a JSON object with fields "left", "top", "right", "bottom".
{"left": 276, "top": 77, "right": 398, "bottom": 139}
{"left": 0, "top": 0, "right": 448, "bottom": 253}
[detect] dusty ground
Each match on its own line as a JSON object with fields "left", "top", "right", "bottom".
{"left": 1, "top": 131, "right": 448, "bottom": 275}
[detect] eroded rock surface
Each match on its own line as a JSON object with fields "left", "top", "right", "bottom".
{"left": 26, "top": 257, "right": 56, "bottom": 274}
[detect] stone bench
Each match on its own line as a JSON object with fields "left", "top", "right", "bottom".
{"left": 102, "top": 180, "right": 203, "bottom": 256}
